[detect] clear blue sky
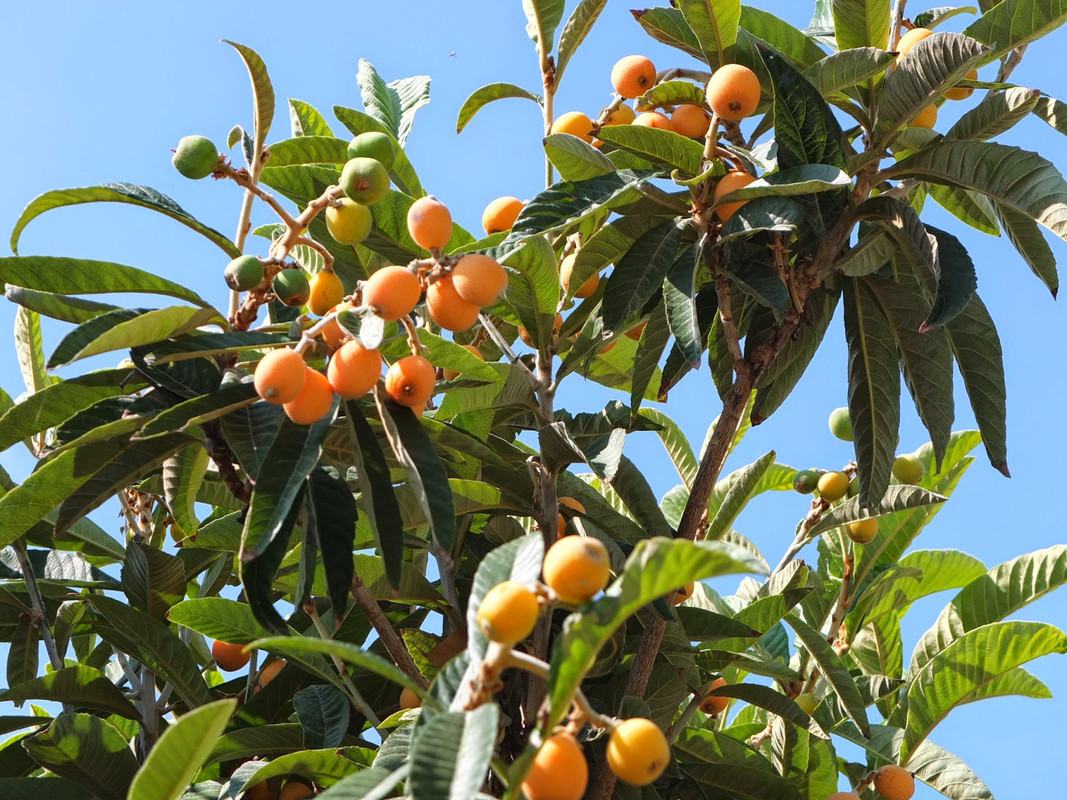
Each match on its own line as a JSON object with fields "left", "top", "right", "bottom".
{"left": 0, "top": 2, "right": 1064, "bottom": 797}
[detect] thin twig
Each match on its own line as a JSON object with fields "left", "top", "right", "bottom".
{"left": 12, "top": 543, "right": 67, "bottom": 678}
{"left": 479, "top": 313, "right": 538, "bottom": 386}
{"left": 308, "top": 606, "right": 383, "bottom": 726}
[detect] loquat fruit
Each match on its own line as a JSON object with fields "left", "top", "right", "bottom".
{"left": 385, "top": 355, "right": 437, "bottom": 408}
{"left": 611, "top": 55, "right": 657, "bottom": 99}
{"left": 442, "top": 343, "right": 483, "bottom": 381}
{"left": 604, "top": 104, "right": 637, "bottom": 126}
{"left": 892, "top": 454, "right": 925, "bottom": 484}
{"left": 307, "top": 270, "right": 345, "bottom": 317}
{"left": 254, "top": 348, "right": 307, "bottom": 405}
{"left": 407, "top": 195, "right": 453, "bottom": 251}
{"left": 347, "top": 131, "right": 395, "bottom": 169}
{"left": 172, "top": 135, "right": 219, "bottom": 180}
{"left": 846, "top": 517, "right": 879, "bottom": 544}
{"left": 278, "top": 781, "right": 313, "bottom": 800}
{"left": 673, "top": 582, "right": 694, "bottom": 606}
{"left": 327, "top": 340, "right": 381, "bottom": 399}
{"left": 945, "top": 68, "right": 978, "bottom": 101}
{"left": 910, "top": 104, "right": 938, "bottom": 128}
{"left": 671, "top": 104, "right": 712, "bottom": 138}
{"left": 283, "top": 367, "right": 334, "bottom": 425}
{"left": 518, "top": 312, "right": 563, "bottom": 347}
{"left": 325, "top": 197, "right": 373, "bottom": 246}
{"left": 399, "top": 686, "right": 421, "bottom": 710}
{"left": 212, "top": 640, "right": 250, "bottom": 672}
{"left": 551, "top": 111, "right": 595, "bottom": 143}
{"left": 828, "top": 406, "right": 853, "bottom": 441}
{"left": 606, "top": 718, "right": 671, "bottom": 786}
{"left": 340, "top": 156, "right": 390, "bottom": 205}
{"left": 522, "top": 731, "right": 588, "bottom": 800}
{"left": 560, "top": 253, "right": 599, "bottom": 298}
{"left": 321, "top": 302, "right": 354, "bottom": 350}
{"left": 476, "top": 580, "right": 540, "bottom": 645}
{"left": 542, "top": 535, "right": 610, "bottom": 604}
{"left": 713, "top": 170, "right": 757, "bottom": 221}
{"left": 632, "top": 111, "right": 673, "bottom": 130}
{"left": 482, "top": 196, "right": 524, "bottom": 235}
{"left": 706, "top": 64, "right": 761, "bottom": 120}
{"left": 793, "top": 469, "right": 820, "bottom": 494}
{"left": 625, "top": 321, "right": 646, "bottom": 341}
{"left": 872, "top": 765, "right": 916, "bottom": 800}
{"left": 795, "top": 692, "right": 817, "bottom": 715}
{"left": 273, "top": 268, "right": 311, "bottom": 307}
{"left": 426, "top": 276, "right": 481, "bottom": 331}
{"left": 363, "top": 265, "right": 422, "bottom": 321}
{"left": 817, "top": 471, "right": 850, "bottom": 503}
{"left": 243, "top": 781, "right": 274, "bottom": 800}
{"left": 896, "top": 27, "right": 933, "bottom": 63}
{"left": 225, "top": 255, "right": 265, "bottom": 292}
{"left": 826, "top": 794, "right": 861, "bottom": 800}
{"left": 699, "top": 676, "right": 730, "bottom": 715}
{"left": 451, "top": 253, "right": 509, "bottom": 307}
{"left": 257, "top": 658, "right": 285, "bottom": 690}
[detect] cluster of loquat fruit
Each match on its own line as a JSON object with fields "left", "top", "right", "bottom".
{"left": 896, "top": 26, "right": 980, "bottom": 130}
{"left": 466, "top": 511, "right": 708, "bottom": 800}
{"left": 791, "top": 407, "right": 927, "bottom": 544}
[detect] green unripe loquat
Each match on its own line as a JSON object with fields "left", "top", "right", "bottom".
{"left": 347, "top": 131, "right": 395, "bottom": 168}
{"left": 225, "top": 255, "right": 265, "bottom": 292}
{"left": 172, "top": 135, "right": 219, "bottom": 179}
{"left": 340, "top": 157, "right": 391, "bottom": 205}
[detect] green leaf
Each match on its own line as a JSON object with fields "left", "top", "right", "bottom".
{"left": 455, "top": 83, "right": 542, "bottom": 134}
{"left": 964, "top": 0, "right": 1067, "bottom": 62}
{"left": 803, "top": 47, "right": 894, "bottom": 96}
{"left": 915, "top": 6, "right": 980, "bottom": 28}
{"left": 242, "top": 497, "right": 301, "bottom": 636}
{"left": 994, "top": 201, "right": 1059, "bottom": 296}
{"left": 556, "top": 0, "right": 609, "bottom": 84}
{"left": 632, "top": 7, "right": 704, "bottom": 61}
{"left": 163, "top": 445, "right": 209, "bottom": 541}
{"left": 864, "top": 275, "right": 954, "bottom": 464}
{"left": 467, "top": 535, "right": 545, "bottom": 661}
{"left": 843, "top": 278, "right": 900, "bottom": 507}
{"left": 224, "top": 41, "right": 275, "bottom": 166}
{"left": 243, "top": 407, "right": 337, "bottom": 558}
{"left": 9, "top": 184, "right": 239, "bottom": 258}
{"left": 0, "top": 256, "right": 214, "bottom": 309}
{"left": 637, "top": 407, "right": 699, "bottom": 486}
{"left": 375, "top": 396, "right": 455, "bottom": 556}
{"left": 128, "top": 699, "right": 236, "bottom": 800}
{"left": 712, "top": 165, "right": 852, "bottom": 206}
{"left": 307, "top": 468, "right": 356, "bottom": 616}
{"left": 408, "top": 705, "right": 498, "bottom": 800}
{"left": 898, "top": 621, "right": 1067, "bottom": 762}
{"left": 912, "top": 544, "right": 1067, "bottom": 671}
{"left": 705, "top": 451, "right": 777, "bottom": 541}
{"left": 356, "top": 60, "right": 431, "bottom": 147}
{"left": 343, "top": 402, "right": 404, "bottom": 588}
{"left": 609, "top": 456, "right": 674, "bottom": 538}
{"left": 922, "top": 225, "right": 978, "bottom": 329}
{"left": 522, "top": 0, "right": 566, "bottom": 52}
{"left": 6, "top": 616, "right": 38, "bottom": 689}
{"left": 738, "top": 5, "right": 828, "bottom": 67}
{"left": 881, "top": 140, "right": 1067, "bottom": 248}
{"left": 247, "top": 636, "right": 423, "bottom": 697}
{"left": 947, "top": 85, "right": 1041, "bottom": 141}
{"left": 237, "top": 748, "right": 369, "bottom": 790}
{"left": 333, "top": 106, "right": 424, "bottom": 197}
{"left": 808, "top": 484, "right": 948, "bottom": 538}
{"left": 205, "top": 724, "right": 309, "bottom": 765}
{"left": 266, "top": 135, "right": 348, "bottom": 166}
{"left": 664, "top": 246, "right": 702, "bottom": 368}
{"left": 5, "top": 285, "right": 118, "bottom": 325}
{"left": 676, "top": 0, "right": 741, "bottom": 68}
{"left": 294, "top": 685, "right": 351, "bottom": 750}
{"left": 544, "top": 538, "right": 763, "bottom": 730}
{"left": 0, "top": 438, "right": 129, "bottom": 548}
{"left": 289, "top": 98, "right": 334, "bottom": 137}
{"left": 314, "top": 765, "right": 407, "bottom": 799}
{"left": 832, "top": 0, "right": 891, "bottom": 50}
{"left": 168, "top": 597, "right": 273, "bottom": 644}
{"left": 875, "top": 33, "right": 988, "bottom": 144}
{"left": 602, "top": 221, "right": 682, "bottom": 332}
{"left": 89, "top": 595, "right": 211, "bottom": 708}
{"left": 21, "top": 714, "right": 137, "bottom": 800}
{"left": 785, "top": 613, "right": 871, "bottom": 737}
{"left": 927, "top": 184, "right": 1000, "bottom": 236}
{"left": 500, "top": 236, "right": 560, "bottom": 352}
{"left": 544, "top": 133, "right": 615, "bottom": 181}
{"left": 595, "top": 124, "right": 704, "bottom": 175}
{"left": 0, "top": 666, "right": 138, "bottom": 721}
{"left": 14, "top": 305, "right": 54, "bottom": 398}
{"left": 0, "top": 778, "right": 93, "bottom": 800}
{"left": 763, "top": 49, "right": 848, "bottom": 235}
{"left": 0, "top": 368, "right": 144, "bottom": 453}
{"left": 121, "top": 540, "right": 187, "bottom": 620}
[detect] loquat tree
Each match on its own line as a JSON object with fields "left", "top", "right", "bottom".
{"left": 0, "top": 2, "right": 1066, "bottom": 800}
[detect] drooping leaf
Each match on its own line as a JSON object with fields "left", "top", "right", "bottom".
{"left": 994, "top": 202, "right": 1058, "bottom": 296}
{"left": 128, "top": 699, "right": 236, "bottom": 800}
{"left": 947, "top": 85, "right": 1041, "bottom": 141}
{"left": 843, "top": 278, "right": 900, "bottom": 507}
{"left": 455, "top": 83, "right": 542, "bottom": 134}
{"left": 294, "top": 685, "right": 351, "bottom": 750}
{"left": 121, "top": 540, "right": 187, "bottom": 620}
{"left": 596, "top": 124, "right": 704, "bottom": 175}
{"left": 631, "top": 7, "right": 704, "bottom": 61}
{"left": 543, "top": 133, "right": 615, "bottom": 182}
{"left": 802, "top": 47, "right": 894, "bottom": 96}
{"left": 964, "top": 0, "right": 1067, "bottom": 62}
{"left": 602, "top": 220, "right": 683, "bottom": 332}
{"left": 307, "top": 468, "right": 357, "bottom": 616}
{"left": 0, "top": 666, "right": 138, "bottom": 721}
{"left": 556, "top": 0, "right": 609, "bottom": 84}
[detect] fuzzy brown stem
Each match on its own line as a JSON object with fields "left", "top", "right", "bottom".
{"left": 350, "top": 574, "right": 428, "bottom": 689}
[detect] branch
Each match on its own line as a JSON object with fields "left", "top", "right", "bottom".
{"left": 12, "top": 543, "right": 67, "bottom": 677}
{"left": 350, "top": 573, "right": 428, "bottom": 689}
{"left": 889, "top": 0, "right": 909, "bottom": 52}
